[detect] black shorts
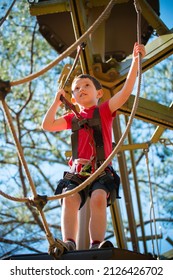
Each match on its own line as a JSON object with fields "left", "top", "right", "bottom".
{"left": 54, "top": 167, "right": 120, "bottom": 209}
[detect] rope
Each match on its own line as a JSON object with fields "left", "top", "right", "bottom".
{"left": 0, "top": 99, "right": 37, "bottom": 198}
{"left": 59, "top": 44, "right": 85, "bottom": 119}
{"left": 1, "top": 60, "right": 143, "bottom": 202}
{"left": 47, "top": 0, "right": 143, "bottom": 202}
{"left": 10, "top": 0, "right": 116, "bottom": 87}
{"left": 144, "top": 148, "right": 160, "bottom": 259}
{"left": 0, "top": 0, "right": 116, "bottom": 203}
{"left": 0, "top": 0, "right": 143, "bottom": 205}
{"left": 0, "top": 189, "right": 28, "bottom": 203}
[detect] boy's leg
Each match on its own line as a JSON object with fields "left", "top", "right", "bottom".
{"left": 61, "top": 192, "right": 81, "bottom": 244}
{"left": 89, "top": 189, "right": 107, "bottom": 244}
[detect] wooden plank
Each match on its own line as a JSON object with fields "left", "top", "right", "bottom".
{"left": 119, "top": 96, "right": 173, "bottom": 129}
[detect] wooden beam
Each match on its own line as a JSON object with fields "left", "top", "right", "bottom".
{"left": 119, "top": 96, "right": 173, "bottom": 130}
{"left": 30, "top": 0, "right": 70, "bottom": 16}
{"left": 98, "top": 32, "right": 173, "bottom": 90}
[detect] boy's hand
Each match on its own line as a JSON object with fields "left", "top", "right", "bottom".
{"left": 54, "top": 89, "right": 66, "bottom": 104}
{"left": 133, "top": 42, "right": 146, "bottom": 61}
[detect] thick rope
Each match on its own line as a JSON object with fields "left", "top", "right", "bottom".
{"left": 0, "top": 99, "right": 37, "bottom": 198}
{"left": 48, "top": 74, "right": 143, "bottom": 200}
{"left": 0, "top": 189, "right": 28, "bottom": 203}
{"left": 0, "top": 0, "right": 143, "bottom": 204}
{"left": 1, "top": 60, "right": 142, "bottom": 203}
{"left": 10, "top": 0, "right": 116, "bottom": 87}
{"left": 0, "top": 0, "right": 115, "bottom": 203}
{"left": 47, "top": 0, "right": 143, "bottom": 201}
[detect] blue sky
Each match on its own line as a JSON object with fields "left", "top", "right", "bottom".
{"left": 159, "top": 0, "right": 173, "bottom": 29}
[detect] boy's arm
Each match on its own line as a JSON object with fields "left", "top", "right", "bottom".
{"left": 42, "top": 89, "right": 67, "bottom": 132}
{"left": 109, "top": 43, "right": 146, "bottom": 114}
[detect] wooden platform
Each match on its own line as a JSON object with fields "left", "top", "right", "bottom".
{"left": 4, "top": 247, "right": 154, "bottom": 260}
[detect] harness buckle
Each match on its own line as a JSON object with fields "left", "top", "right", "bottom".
{"left": 78, "top": 118, "right": 88, "bottom": 128}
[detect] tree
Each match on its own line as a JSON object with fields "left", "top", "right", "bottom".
{"left": 0, "top": 1, "right": 72, "bottom": 258}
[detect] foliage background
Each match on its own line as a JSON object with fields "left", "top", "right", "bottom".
{"left": 0, "top": 0, "right": 173, "bottom": 259}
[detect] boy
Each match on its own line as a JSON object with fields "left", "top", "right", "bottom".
{"left": 42, "top": 42, "right": 146, "bottom": 251}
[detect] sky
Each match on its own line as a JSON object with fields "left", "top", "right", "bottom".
{"left": 159, "top": 0, "right": 173, "bottom": 29}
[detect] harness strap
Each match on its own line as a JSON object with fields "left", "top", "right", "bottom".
{"left": 64, "top": 171, "right": 83, "bottom": 185}
{"left": 71, "top": 107, "right": 105, "bottom": 166}
{"left": 92, "top": 108, "right": 105, "bottom": 165}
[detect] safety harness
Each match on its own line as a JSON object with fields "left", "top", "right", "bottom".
{"left": 67, "top": 107, "right": 121, "bottom": 201}
{"left": 55, "top": 106, "right": 121, "bottom": 203}
{"left": 71, "top": 106, "right": 105, "bottom": 169}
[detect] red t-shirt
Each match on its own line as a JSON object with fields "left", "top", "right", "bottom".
{"left": 64, "top": 100, "right": 116, "bottom": 167}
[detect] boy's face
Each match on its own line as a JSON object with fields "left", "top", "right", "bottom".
{"left": 71, "top": 78, "right": 103, "bottom": 108}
